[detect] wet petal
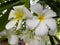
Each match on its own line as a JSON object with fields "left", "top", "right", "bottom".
{"left": 8, "top": 10, "right": 16, "bottom": 20}
{"left": 13, "top": 5, "right": 33, "bottom": 19}
{"left": 30, "top": 0, "right": 39, "bottom": 5}
{"left": 23, "top": 6, "right": 33, "bottom": 19}
{"left": 43, "top": 9, "right": 57, "bottom": 18}
{"left": 35, "top": 36, "right": 45, "bottom": 45}
{"left": 28, "top": 36, "right": 45, "bottom": 45}
{"left": 0, "top": 30, "right": 6, "bottom": 36}
{"left": 26, "top": 19, "right": 39, "bottom": 29}
{"left": 30, "top": 3, "right": 43, "bottom": 15}
{"left": 5, "top": 19, "right": 17, "bottom": 30}
{"left": 35, "top": 23, "right": 48, "bottom": 36}
{"left": 45, "top": 18, "right": 57, "bottom": 30}
{"left": 13, "top": 5, "right": 24, "bottom": 11}
{"left": 8, "top": 35, "right": 18, "bottom": 45}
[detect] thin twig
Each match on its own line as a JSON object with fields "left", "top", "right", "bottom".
{"left": 48, "top": 34, "right": 55, "bottom": 45}
{"left": 53, "top": 36, "right": 60, "bottom": 45}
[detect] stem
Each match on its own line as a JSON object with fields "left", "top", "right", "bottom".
{"left": 53, "top": 36, "right": 60, "bottom": 43}
{"left": 48, "top": 34, "right": 55, "bottom": 45}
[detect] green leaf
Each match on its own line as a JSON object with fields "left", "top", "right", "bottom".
{"left": 21, "top": 0, "right": 30, "bottom": 9}
{"left": 0, "top": 9, "right": 11, "bottom": 32}
{"left": 57, "top": 0, "right": 60, "bottom": 3}
{"left": 0, "top": 0, "right": 10, "bottom": 3}
{"left": 0, "top": 0, "right": 4, "bottom": 3}
{"left": 0, "top": 0, "right": 24, "bottom": 14}
{"left": 24, "top": 0, "right": 30, "bottom": 9}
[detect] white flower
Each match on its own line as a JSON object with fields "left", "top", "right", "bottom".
{"left": 30, "top": 0, "right": 39, "bottom": 5}
{"left": 26, "top": 3, "right": 57, "bottom": 36}
{"left": 27, "top": 36, "right": 45, "bottom": 45}
{"left": 8, "top": 35, "right": 18, "bottom": 45}
{"left": 5, "top": 5, "right": 32, "bottom": 30}
{"left": 19, "top": 31, "right": 30, "bottom": 42}
{"left": 19, "top": 30, "right": 45, "bottom": 45}
{"left": 0, "top": 30, "right": 6, "bottom": 36}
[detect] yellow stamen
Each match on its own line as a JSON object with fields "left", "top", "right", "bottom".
{"left": 38, "top": 15, "right": 46, "bottom": 22}
{"left": 15, "top": 10, "right": 24, "bottom": 20}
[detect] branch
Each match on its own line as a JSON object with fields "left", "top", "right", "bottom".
{"left": 53, "top": 36, "right": 60, "bottom": 45}
{"left": 48, "top": 34, "right": 55, "bottom": 45}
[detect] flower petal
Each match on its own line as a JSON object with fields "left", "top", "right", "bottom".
{"left": 30, "top": 0, "right": 39, "bottom": 5}
{"left": 43, "top": 9, "right": 57, "bottom": 18}
{"left": 16, "top": 20, "right": 22, "bottom": 30}
{"left": 23, "top": 6, "right": 33, "bottom": 19}
{"left": 8, "top": 10, "right": 16, "bottom": 20}
{"left": 35, "top": 23, "right": 48, "bottom": 36}
{"left": 45, "top": 18, "right": 57, "bottom": 30}
{"left": 13, "top": 5, "right": 24, "bottom": 11}
{"left": 30, "top": 3, "right": 43, "bottom": 15}
{"left": 26, "top": 19, "right": 39, "bottom": 29}
{"left": 0, "top": 30, "right": 6, "bottom": 36}
{"left": 35, "top": 36, "right": 45, "bottom": 45}
{"left": 41, "top": 35, "right": 48, "bottom": 41}
{"left": 28, "top": 36, "right": 45, "bottom": 45}
{"left": 5, "top": 19, "right": 17, "bottom": 30}
{"left": 28, "top": 39, "right": 45, "bottom": 45}
{"left": 8, "top": 35, "right": 18, "bottom": 45}
{"left": 49, "top": 29, "right": 57, "bottom": 35}
{"left": 13, "top": 5, "right": 33, "bottom": 19}
{"left": 20, "top": 32, "right": 30, "bottom": 42}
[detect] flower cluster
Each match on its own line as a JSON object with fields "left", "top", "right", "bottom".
{"left": 4, "top": 3, "right": 57, "bottom": 45}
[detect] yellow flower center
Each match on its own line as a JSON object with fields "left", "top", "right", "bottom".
{"left": 15, "top": 10, "right": 24, "bottom": 20}
{"left": 38, "top": 15, "right": 46, "bottom": 22}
